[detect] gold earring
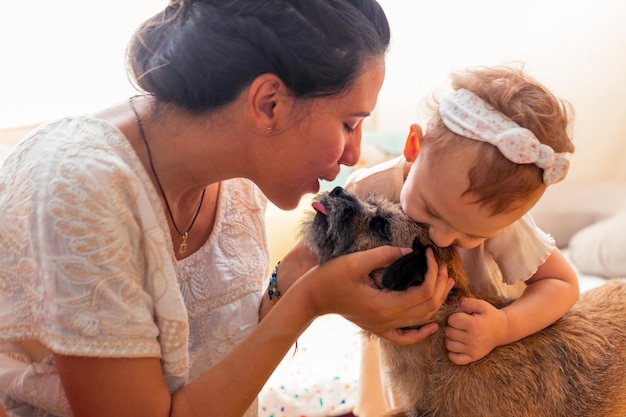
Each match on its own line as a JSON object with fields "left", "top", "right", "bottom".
{"left": 265, "top": 125, "right": 272, "bottom": 133}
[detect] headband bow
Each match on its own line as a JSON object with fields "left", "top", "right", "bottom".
{"left": 439, "top": 88, "right": 569, "bottom": 185}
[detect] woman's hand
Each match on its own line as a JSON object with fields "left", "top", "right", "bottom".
{"left": 277, "top": 242, "right": 319, "bottom": 291}
{"left": 259, "top": 242, "right": 318, "bottom": 319}
{"left": 296, "top": 246, "right": 454, "bottom": 345}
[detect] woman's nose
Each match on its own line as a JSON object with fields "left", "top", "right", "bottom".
{"left": 339, "top": 128, "right": 362, "bottom": 167}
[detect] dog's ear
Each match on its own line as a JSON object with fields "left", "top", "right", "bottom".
{"left": 381, "top": 238, "right": 428, "bottom": 291}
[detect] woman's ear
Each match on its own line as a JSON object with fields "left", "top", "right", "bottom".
{"left": 403, "top": 123, "right": 423, "bottom": 162}
{"left": 247, "top": 73, "right": 284, "bottom": 134}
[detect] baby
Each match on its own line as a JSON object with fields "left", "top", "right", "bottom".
{"left": 346, "top": 65, "right": 579, "bottom": 366}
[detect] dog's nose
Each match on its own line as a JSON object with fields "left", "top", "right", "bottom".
{"left": 329, "top": 186, "right": 349, "bottom": 198}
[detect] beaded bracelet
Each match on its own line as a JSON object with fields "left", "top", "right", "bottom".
{"left": 267, "top": 261, "right": 281, "bottom": 305}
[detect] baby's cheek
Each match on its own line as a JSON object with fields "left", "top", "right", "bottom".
{"left": 455, "top": 238, "right": 486, "bottom": 250}
{"left": 400, "top": 200, "right": 424, "bottom": 224}
{"left": 399, "top": 195, "right": 410, "bottom": 214}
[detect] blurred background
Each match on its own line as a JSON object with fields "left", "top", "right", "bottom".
{"left": 2, "top": 1, "right": 625, "bottom": 181}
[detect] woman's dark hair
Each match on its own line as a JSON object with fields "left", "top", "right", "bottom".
{"left": 126, "top": 0, "right": 390, "bottom": 113}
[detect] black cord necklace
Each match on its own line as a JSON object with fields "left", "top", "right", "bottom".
{"left": 130, "top": 97, "right": 206, "bottom": 256}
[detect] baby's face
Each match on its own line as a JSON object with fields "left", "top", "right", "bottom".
{"left": 400, "top": 149, "right": 528, "bottom": 249}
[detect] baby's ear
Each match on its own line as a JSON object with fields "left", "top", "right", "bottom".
{"left": 403, "top": 123, "right": 423, "bottom": 162}
{"left": 381, "top": 239, "right": 428, "bottom": 291}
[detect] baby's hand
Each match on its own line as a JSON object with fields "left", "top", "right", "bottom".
{"left": 444, "top": 298, "right": 508, "bottom": 365}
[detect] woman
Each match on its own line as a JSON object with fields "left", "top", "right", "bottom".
{"left": 0, "top": 1, "right": 451, "bottom": 416}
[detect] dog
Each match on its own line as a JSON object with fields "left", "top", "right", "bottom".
{"left": 302, "top": 186, "right": 626, "bottom": 417}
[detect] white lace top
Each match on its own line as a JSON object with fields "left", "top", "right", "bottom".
{"left": 0, "top": 116, "right": 269, "bottom": 417}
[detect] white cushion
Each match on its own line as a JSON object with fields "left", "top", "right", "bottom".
{"left": 530, "top": 182, "right": 626, "bottom": 248}
{"left": 568, "top": 211, "right": 626, "bottom": 278}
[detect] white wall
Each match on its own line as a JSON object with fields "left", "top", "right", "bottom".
{"left": 0, "top": 1, "right": 160, "bottom": 127}
{"left": 2, "top": 1, "right": 625, "bottom": 181}
{"left": 375, "top": 0, "right": 626, "bottom": 182}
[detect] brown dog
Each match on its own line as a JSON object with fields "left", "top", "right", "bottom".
{"left": 302, "top": 186, "right": 626, "bottom": 417}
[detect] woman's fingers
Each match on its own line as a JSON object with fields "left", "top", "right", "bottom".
{"left": 376, "top": 321, "right": 440, "bottom": 345}
{"left": 297, "top": 245, "right": 408, "bottom": 316}
{"left": 301, "top": 245, "right": 453, "bottom": 340}
{"left": 403, "top": 247, "right": 453, "bottom": 309}
{"left": 377, "top": 248, "right": 453, "bottom": 328}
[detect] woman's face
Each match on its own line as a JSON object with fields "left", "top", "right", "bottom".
{"left": 267, "top": 57, "right": 386, "bottom": 210}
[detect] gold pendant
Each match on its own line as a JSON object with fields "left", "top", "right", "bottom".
{"left": 178, "top": 232, "right": 189, "bottom": 256}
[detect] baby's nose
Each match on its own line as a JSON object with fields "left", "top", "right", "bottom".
{"left": 428, "top": 226, "right": 457, "bottom": 248}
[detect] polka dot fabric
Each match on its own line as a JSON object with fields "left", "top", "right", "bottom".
{"left": 259, "top": 315, "right": 361, "bottom": 417}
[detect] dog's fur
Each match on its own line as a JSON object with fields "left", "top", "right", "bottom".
{"left": 302, "top": 186, "right": 626, "bottom": 417}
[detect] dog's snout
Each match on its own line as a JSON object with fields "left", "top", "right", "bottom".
{"left": 329, "top": 186, "right": 350, "bottom": 199}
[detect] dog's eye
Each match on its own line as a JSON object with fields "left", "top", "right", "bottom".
{"left": 370, "top": 215, "right": 390, "bottom": 243}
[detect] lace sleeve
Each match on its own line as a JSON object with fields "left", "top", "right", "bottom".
{"left": 0, "top": 125, "right": 164, "bottom": 358}
{"left": 486, "top": 213, "right": 555, "bottom": 284}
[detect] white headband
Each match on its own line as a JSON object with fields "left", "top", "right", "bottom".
{"left": 439, "top": 88, "right": 569, "bottom": 185}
